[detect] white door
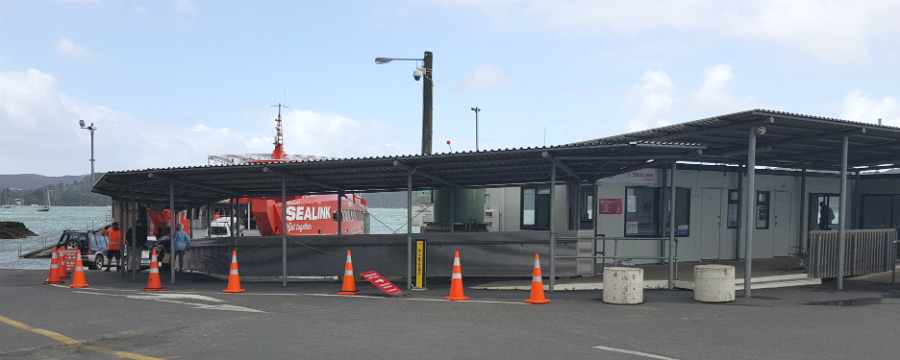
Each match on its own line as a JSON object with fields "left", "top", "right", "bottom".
{"left": 701, "top": 188, "right": 722, "bottom": 260}
{"left": 773, "top": 191, "right": 792, "bottom": 256}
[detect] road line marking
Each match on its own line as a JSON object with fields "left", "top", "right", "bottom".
{"left": 250, "top": 292, "right": 529, "bottom": 305}
{"left": 593, "top": 345, "right": 680, "bottom": 360}
{"left": 75, "top": 291, "right": 267, "bottom": 313}
{"left": 0, "top": 315, "right": 164, "bottom": 360}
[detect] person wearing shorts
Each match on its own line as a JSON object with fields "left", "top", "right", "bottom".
{"left": 102, "top": 222, "right": 123, "bottom": 272}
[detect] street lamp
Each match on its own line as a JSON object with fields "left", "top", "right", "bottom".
{"left": 78, "top": 120, "right": 97, "bottom": 188}
{"left": 471, "top": 107, "right": 480, "bottom": 151}
{"left": 375, "top": 51, "right": 433, "bottom": 155}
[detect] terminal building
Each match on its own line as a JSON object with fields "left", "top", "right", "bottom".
{"left": 93, "top": 109, "right": 900, "bottom": 289}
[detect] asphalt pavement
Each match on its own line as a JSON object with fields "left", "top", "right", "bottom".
{"left": 1, "top": 268, "right": 898, "bottom": 360}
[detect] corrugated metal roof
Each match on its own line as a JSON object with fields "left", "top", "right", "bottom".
{"left": 93, "top": 109, "right": 899, "bottom": 206}
{"left": 574, "top": 109, "right": 900, "bottom": 171}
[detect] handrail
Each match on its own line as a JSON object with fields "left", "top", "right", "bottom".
{"left": 17, "top": 211, "right": 112, "bottom": 257}
{"left": 553, "top": 235, "right": 679, "bottom": 290}
{"left": 893, "top": 239, "right": 899, "bottom": 284}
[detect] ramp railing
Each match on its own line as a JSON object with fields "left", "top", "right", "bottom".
{"left": 808, "top": 229, "right": 897, "bottom": 279}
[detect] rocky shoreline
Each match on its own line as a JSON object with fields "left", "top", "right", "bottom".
{"left": 0, "top": 222, "right": 37, "bottom": 239}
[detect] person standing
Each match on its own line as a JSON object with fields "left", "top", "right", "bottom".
{"left": 125, "top": 219, "right": 148, "bottom": 271}
{"left": 172, "top": 223, "right": 191, "bottom": 272}
{"left": 102, "top": 222, "right": 122, "bottom": 272}
{"left": 818, "top": 202, "right": 834, "bottom": 230}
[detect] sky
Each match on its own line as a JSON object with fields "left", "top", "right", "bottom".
{"left": 1, "top": 0, "right": 898, "bottom": 177}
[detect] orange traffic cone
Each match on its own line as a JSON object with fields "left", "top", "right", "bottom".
{"left": 338, "top": 250, "right": 360, "bottom": 295}
{"left": 143, "top": 249, "right": 166, "bottom": 291}
{"left": 444, "top": 251, "right": 469, "bottom": 301}
{"left": 44, "top": 248, "right": 64, "bottom": 285}
{"left": 525, "top": 254, "right": 550, "bottom": 304}
{"left": 69, "top": 250, "right": 89, "bottom": 288}
{"left": 57, "top": 247, "right": 70, "bottom": 280}
{"left": 223, "top": 250, "right": 245, "bottom": 293}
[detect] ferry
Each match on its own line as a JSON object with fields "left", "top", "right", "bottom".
{"left": 222, "top": 104, "right": 367, "bottom": 236}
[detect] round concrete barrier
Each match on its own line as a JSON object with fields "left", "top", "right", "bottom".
{"left": 693, "top": 265, "right": 735, "bottom": 303}
{"left": 602, "top": 267, "right": 643, "bottom": 304}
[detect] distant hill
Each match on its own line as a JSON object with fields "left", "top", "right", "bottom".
{"left": 360, "top": 191, "right": 433, "bottom": 209}
{"left": 360, "top": 191, "right": 408, "bottom": 209}
{"left": 0, "top": 174, "right": 418, "bottom": 208}
{"left": 0, "top": 174, "right": 108, "bottom": 206}
{"left": 0, "top": 174, "right": 103, "bottom": 191}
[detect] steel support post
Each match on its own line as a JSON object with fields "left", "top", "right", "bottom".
{"left": 837, "top": 135, "right": 849, "bottom": 289}
{"left": 743, "top": 126, "right": 757, "bottom": 297}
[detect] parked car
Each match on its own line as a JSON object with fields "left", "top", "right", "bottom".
{"left": 56, "top": 230, "right": 108, "bottom": 270}
{"left": 123, "top": 237, "right": 158, "bottom": 271}
{"left": 209, "top": 217, "right": 244, "bottom": 238}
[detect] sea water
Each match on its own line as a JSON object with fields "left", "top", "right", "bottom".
{"left": 0, "top": 206, "right": 414, "bottom": 270}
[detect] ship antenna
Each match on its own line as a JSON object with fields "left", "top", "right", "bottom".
{"left": 270, "top": 103, "right": 290, "bottom": 160}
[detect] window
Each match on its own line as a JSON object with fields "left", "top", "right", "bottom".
{"left": 810, "top": 194, "right": 840, "bottom": 231}
{"left": 861, "top": 194, "right": 899, "bottom": 231}
{"left": 756, "top": 191, "right": 770, "bottom": 229}
{"left": 727, "top": 189, "right": 740, "bottom": 228}
{"left": 521, "top": 185, "right": 550, "bottom": 230}
{"left": 573, "top": 184, "right": 594, "bottom": 230}
{"left": 663, "top": 187, "right": 691, "bottom": 237}
{"left": 625, "top": 187, "right": 659, "bottom": 236}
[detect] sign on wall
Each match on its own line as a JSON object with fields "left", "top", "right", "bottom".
{"left": 598, "top": 199, "right": 623, "bottom": 214}
{"left": 603, "top": 169, "right": 660, "bottom": 185}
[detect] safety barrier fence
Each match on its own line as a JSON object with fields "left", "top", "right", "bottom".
{"left": 555, "top": 236, "right": 679, "bottom": 279}
{"left": 807, "top": 229, "right": 897, "bottom": 279}
{"left": 17, "top": 211, "right": 112, "bottom": 257}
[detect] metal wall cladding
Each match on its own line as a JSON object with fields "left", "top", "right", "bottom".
{"left": 808, "top": 229, "right": 898, "bottom": 278}
{"left": 182, "top": 231, "right": 579, "bottom": 280}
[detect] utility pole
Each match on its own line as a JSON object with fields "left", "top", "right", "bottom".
{"left": 422, "top": 51, "right": 433, "bottom": 155}
{"left": 471, "top": 107, "right": 480, "bottom": 151}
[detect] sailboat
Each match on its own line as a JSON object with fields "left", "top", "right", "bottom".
{"left": 1, "top": 188, "right": 11, "bottom": 208}
{"left": 37, "top": 188, "right": 50, "bottom": 212}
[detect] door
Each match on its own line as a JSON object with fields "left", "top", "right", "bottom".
{"left": 773, "top": 191, "right": 792, "bottom": 256}
{"left": 701, "top": 188, "right": 722, "bottom": 260}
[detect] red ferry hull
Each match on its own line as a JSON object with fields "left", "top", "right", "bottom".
{"left": 252, "top": 194, "right": 366, "bottom": 236}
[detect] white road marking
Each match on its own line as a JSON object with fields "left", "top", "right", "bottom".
{"left": 75, "top": 291, "right": 266, "bottom": 313}
{"left": 593, "top": 345, "right": 680, "bottom": 360}
{"left": 248, "top": 292, "right": 530, "bottom": 305}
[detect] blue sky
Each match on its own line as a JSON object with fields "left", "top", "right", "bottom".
{"left": 2, "top": 0, "right": 898, "bottom": 176}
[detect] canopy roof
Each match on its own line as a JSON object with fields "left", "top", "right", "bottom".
{"left": 93, "top": 109, "right": 899, "bottom": 207}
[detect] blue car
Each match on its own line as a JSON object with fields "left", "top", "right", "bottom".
{"left": 57, "top": 230, "right": 109, "bottom": 270}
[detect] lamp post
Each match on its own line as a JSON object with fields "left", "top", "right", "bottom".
{"left": 471, "top": 107, "right": 480, "bottom": 151}
{"left": 78, "top": 120, "right": 97, "bottom": 188}
{"left": 375, "top": 51, "right": 433, "bottom": 155}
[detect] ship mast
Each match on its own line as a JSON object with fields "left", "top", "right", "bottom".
{"left": 271, "top": 104, "right": 286, "bottom": 160}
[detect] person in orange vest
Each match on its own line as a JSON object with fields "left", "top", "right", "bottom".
{"left": 102, "top": 222, "right": 123, "bottom": 272}
{"left": 214, "top": 212, "right": 220, "bottom": 220}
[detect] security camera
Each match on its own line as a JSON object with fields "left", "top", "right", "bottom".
{"left": 413, "top": 67, "right": 423, "bottom": 81}
{"left": 79, "top": 120, "right": 85, "bottom": 128}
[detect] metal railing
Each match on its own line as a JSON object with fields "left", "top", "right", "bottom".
{"left": 893, "top": 239, "right": 899, "bottom": 284}
{"left": 808, "top": 229, "right": 897, "bottom": 279}
{"left": 555, "top": 235, "right": 679, "bottom": 282}
{"left": 17, "top": 211, "right": 112, "bottom": 257}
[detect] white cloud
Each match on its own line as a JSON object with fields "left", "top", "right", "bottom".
{"left": 491, "top": 0, "right": 900, "bottom": 65}
{"left": 56, "top": 38, "right": 95, "bottom": 59}
{"left": 683, "top": 65, "right": 754, "bottom": 113}
{"left": 626, "top": 70, "right": 676, "bottom": 131}
{"left": 454, "top": 65, "right": 509, "bottom": 93}
{"left": 263, "top": 110, "right": 403, "bottom": 158}
{"left": 175, "top": 0, "right": 196, "bottom": 13}
{"left": 839, "top": 90, "right": 900, "bottom": 127}
{"left": 626, "top": 65, "right": 755, "bottom": 131}
{"left": 0, "top": 69, "right": 403, "bottom": 176}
